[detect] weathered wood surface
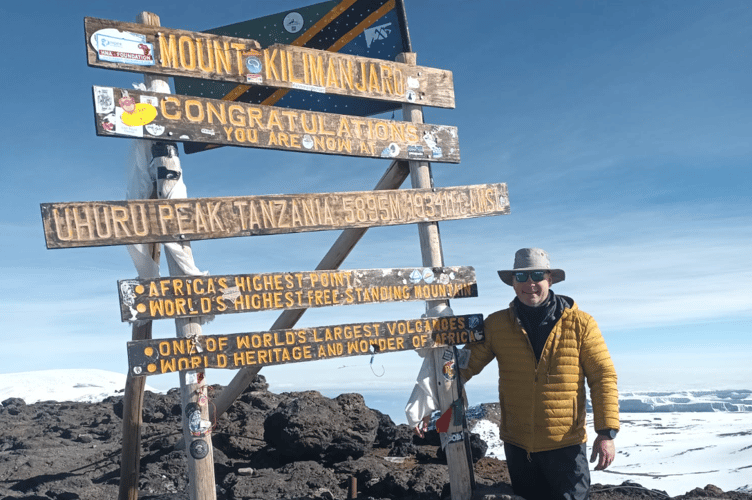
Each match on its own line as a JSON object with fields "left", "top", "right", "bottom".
{"left": 41, "top": 183, "right": 510, "bottom": 248}
{"left": 85, "top": 17, "right": 454, "bottom": 109}
{"left": 400, "top": 51, "right": 473, "bottom": 500}
{"left": 127, "top": 313, "right": 485, "bottom": 376}
{"left": 91, "top": 86, "right": 459, "bottom": 162}
{"left": 119, "top": 11, "right": 165, "bottom": 500}
{"left": 118, "top": 266, "right": 477, "bottom": 322}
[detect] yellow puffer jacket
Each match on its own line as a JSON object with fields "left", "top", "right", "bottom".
{"left": 461, "top": 299, "right": 619, "bottom": 453}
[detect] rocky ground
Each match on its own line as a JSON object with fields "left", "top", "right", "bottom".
{"left": 0, "top": 375, "right": 749, "bottom": 500}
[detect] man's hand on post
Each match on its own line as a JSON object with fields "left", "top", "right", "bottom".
{"left": 590, "top": 435, "right": 616, "bottom": 470}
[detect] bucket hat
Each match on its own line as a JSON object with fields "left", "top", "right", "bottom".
{"left": 497, "top": 248, "right": 565, "bottom": 286}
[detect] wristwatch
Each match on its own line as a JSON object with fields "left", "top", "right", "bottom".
{"left": 597, "top": 428, "right": 618, "bottom": 439}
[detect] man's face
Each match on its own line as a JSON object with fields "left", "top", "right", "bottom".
{"left": 512, "top": 271, "right": 552, "bottom": 307}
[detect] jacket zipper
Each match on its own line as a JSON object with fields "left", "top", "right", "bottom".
{"left": 515, "top": 308, "right": 566, "bottom": 454}
{"left": 515, "top": 316, "right": 539, "bottom": 454}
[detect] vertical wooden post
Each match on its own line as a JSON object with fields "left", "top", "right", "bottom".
{"left": 166, "top": 251, "right": 216, "bottom": 500}
{"left": 119, "top": 13, "right": 216, "bottom": 500}
{"left": 398, "top": 52, "right": 473, "bottom": 500}
{"left": 118, "top": 12, "right": 164, "bottom": 500}
{"left": 120, "top": 298, "right": 156, "bottom": 500}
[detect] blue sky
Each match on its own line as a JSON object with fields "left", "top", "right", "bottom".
{"left": 1, "top": 0, "right": 750, "bottom": 423}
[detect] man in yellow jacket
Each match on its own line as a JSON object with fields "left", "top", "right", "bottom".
{"left": 461, "top": 248, "right": 619, "bottom": 500}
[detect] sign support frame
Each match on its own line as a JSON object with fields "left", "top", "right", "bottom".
{"left": 117, "top": 12, "right": 217, "bottom": 500}
{"left": 398, "top": 51, "right": 474, "bottom": 500}
{"left": 68, "top": 5, "right": 503, "bottom": 498}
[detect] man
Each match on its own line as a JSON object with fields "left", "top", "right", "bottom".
{"left": 460, "top": 248, "right": 619, "bottom": 500}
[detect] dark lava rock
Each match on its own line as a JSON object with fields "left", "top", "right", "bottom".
{"left": 0, "top": 373, "right": 748, "bottom": 500}
{"left": 263, "top": 390, "right": 379, "bottom": 465}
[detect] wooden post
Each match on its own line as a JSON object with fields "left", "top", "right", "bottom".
{"left": 166, "top": 251, "right": 216, "bottom": 500}
{"left": 118, "top": 11, "right": 164, "bottom": 500}
{"left": 121, "top": 13, "right": 216, "bottom": 500}
{"left": 209, "top": 159, "right": 410, "bottom": 420}
{"left": 398, "top": 52, "right": 473, "bottom": 500}
{"left": 119, "top": 279, "right": 156, "bottom": 500}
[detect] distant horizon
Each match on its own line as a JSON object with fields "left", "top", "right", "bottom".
{"left": 2, "top": 368, "right": 749, "bottom": 408}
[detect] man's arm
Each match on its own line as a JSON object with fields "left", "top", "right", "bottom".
{"left": 580, "top": 316, "right": 620, "bottom": 432}
{"left": 580, "top": 315, "right": 619, "bottom": 469}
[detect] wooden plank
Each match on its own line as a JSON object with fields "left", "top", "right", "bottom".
{"left": 90, "top": 86, "right": 460, "bottom": 162}
{"left": 84, "top": 17, "right": 454, "bottom": 109}
{"left": 118, "top": 266, "right": 477, "bottom": 322}
{"left": 41, "top": 183, "right": 510, "bottom": 249}
{"left": 127, "top": 313, "right": 485, "bottom": 376}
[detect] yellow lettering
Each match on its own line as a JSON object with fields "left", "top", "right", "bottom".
{"left": 213, "top": 40, "right": 232, "bottom": 74}
{"left": 158, "top": 34, "right": 178, "bottom": 68}
{"left": 178, "top": 36, "right": 196, "bottom": 70}
{"left": 196, "top": 38, "right": 214, "bottom": 72}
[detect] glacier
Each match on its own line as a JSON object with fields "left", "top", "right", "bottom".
{"left": 594, "top": 389, "right": 752, "bottom": 412}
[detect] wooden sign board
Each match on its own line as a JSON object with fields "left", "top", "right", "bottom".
{"left": 85, "top": 17, "right": 454, "bottom": 109}
{"left": 119, "top": 266, "right": 477, "bottom": 322}
{"left": 41, "top": 183, "right": 510, "bottom": 249}
{"left": 91, "top": 86, "right": 460, "bottom": 162}
{"left": 127, "top": 313, "right": 485, "bottom": 376}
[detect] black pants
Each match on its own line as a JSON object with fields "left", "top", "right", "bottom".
{"left": 504, "top": 442, "right": 590, "bottom": 500}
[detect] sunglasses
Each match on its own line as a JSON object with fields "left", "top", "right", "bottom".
{"left": 514, "top": 271, "right": 549, "bottom": 283}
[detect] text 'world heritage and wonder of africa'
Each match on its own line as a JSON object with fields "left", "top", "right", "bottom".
{"left": 127, "top": 314, "right": 485, "bottom": 376}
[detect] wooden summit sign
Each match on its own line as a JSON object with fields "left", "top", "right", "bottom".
{"left": 119, "top": 266, "right": 477, "bottom": 322}
{"left": 92, "top": 86, "right": 460, "bottom": 162}
{"left": 41, "top": 183, "right": 510, "bottom": 249}
{"left": 127, "top": 313, "right": 485, "bottom": 376}
{"left": 85, "top": 17, "right": 454, "bottom": 109}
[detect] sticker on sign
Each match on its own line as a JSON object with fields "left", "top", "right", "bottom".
{"left": 90, "top": 28, "right": 155, "bottom": 66}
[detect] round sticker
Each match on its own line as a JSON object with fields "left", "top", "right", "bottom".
{"left": 245, "top": 56, "right": 262, "bottom": 74}
{"left": 189, "top": 439, "right": 209, "bottom": 459}
{"left": 284, "top": 12, "right": 304, "bottom": 33}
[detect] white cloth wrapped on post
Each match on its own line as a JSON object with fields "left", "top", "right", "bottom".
{"left": 125, "top": 81, "right": 211, "bottom": 324}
